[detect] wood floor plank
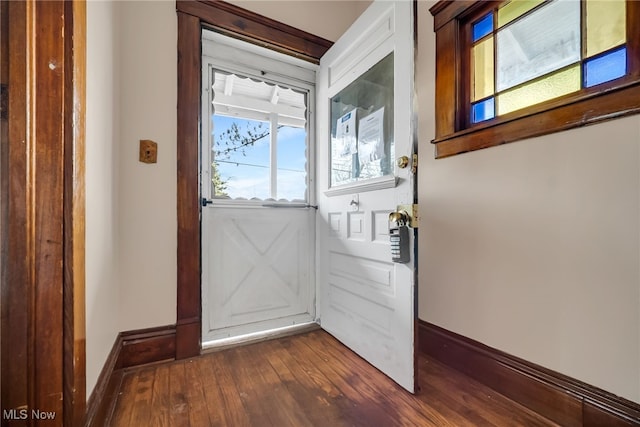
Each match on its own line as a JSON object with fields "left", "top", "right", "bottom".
{"left": 148, "top": 364, "right": 171, "bottom": 427}
{"left": 129, "top": 366, "right": 156, "bottom": 427}
{"left": 304, "top": 330, "right": 460, "bottom": 427}
{"left": 317, "top": 331, "right": 556, "bottom": 427}
{"left": 293, "top": 331, "right": 412, "bottom": 426}
{"left": 222, "top": 346, "right": 280, "bottom": 425}
{"left": 245, "top": 341, "right": 316, "bottom": 426}
{"left": 184, "top": 359, "right": 214, "bottom": 426}
{"left": 320, "top": 330, "right": 492, "bottom": 426}
{"left": 168, "top": 362, "right": 190, "bottom": 427}
{"left": 262, "top": 338, "right": 352, "bottom": 426}
{"left": 417, "top": 361, "right": 509, "bottom": 427}
{"left": 208, "top": 352, "right": 253, "bottom": 427}
{"left": 278, "top": 333, "right": 390, "bottom": 426}
{"left": 107, "top": 330, "right": 559, "bottom": 427}
{"left": 109, "top": 371, "right": 136, "bottom": 426}
{"left": 420, "top": 357, "right": 559, "bottom": 427}
{"left": 234, "top": 344, "right": 314, "bottom": 426}
{"left": 195, "top": 352, "right": 229, "bottom": 426}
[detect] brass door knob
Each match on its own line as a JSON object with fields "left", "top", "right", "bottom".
{"left": 396, "top": 155, "right": 410, "bottom": 169}
{"left": 389, "top": 210, "right": 409, "bottom": 224}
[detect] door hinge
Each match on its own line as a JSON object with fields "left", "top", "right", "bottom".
{"left": 411, "top": 153, "right": 418, "bottom": 175}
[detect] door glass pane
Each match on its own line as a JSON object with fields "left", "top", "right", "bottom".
{"left": 496, "top": 0, "right": 580, "bottom": 92}
{"left": 277, "top": 125, "right": 307, "bottom": 201}
{"left": 330, "top": 53, "right": 394, "bottom": 187}
{"left": 212, "top": 115, "right": 271, "bottom": 200}
{"left": 497, "top": 65, "right": 580, "bottom": 115}
{"left": 586, "top": 0, "right": 625, "bottom": 57}
{"left": 210, "top": 70, "right": 308, "bottom": 201}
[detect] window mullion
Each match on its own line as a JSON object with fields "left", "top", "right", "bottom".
{"left": 270, "top": 112, "right": 278, "bottom": 199}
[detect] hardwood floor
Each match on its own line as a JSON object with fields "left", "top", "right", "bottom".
{"left": 105, "top": 330, "right": 558, "bottom": 426}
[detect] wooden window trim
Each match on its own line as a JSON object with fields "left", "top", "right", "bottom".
{"left": 175, "top": 0, "right": 332, "bottom": 358}
{"left": 429, "top": 0, "right": 640, "bottom": 158}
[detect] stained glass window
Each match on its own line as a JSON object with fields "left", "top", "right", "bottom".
{"left": 472, "top": 13, "right": 493, "bottom": 42}
{"left": 584, "top": 47, "right": 627, "bottom": 88}
{"left": 470, "top": 0, "right": 628, "bottom": 124}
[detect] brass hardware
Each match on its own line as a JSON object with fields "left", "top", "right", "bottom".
{"left": 396, "top": 204, "right": 419, "bottom": 228}
{"left": 396, "top": 155, "right": 410, "bottom": 169}
{"left": 411, "top": 153, "right": 418, "bottom": 174}
{"left": 389, "top": 210, "right": 410, "bottom": 225}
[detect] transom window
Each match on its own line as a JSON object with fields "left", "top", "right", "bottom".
{"left": 470, "top": 0, "right": 627, "bottom": 124}
{"left": 429, "top": 0, "right": 640, "bottom": 158}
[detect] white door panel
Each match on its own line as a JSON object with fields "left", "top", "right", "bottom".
{"left": 316, "top": 0, "right": 416, "bottom": 392}
{"left": 202, "top": 207, "right": 314, "bottom": 341}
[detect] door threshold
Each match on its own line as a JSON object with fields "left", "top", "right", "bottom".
{"left": 201, "top": 321, "right": 320, "bottom": 353}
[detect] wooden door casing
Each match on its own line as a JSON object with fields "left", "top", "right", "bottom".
{"left": 176, "top": 1, "right": 332, "bottom": 358}
{"left": 0, "top": 1, "right": 86, "bottom": 425}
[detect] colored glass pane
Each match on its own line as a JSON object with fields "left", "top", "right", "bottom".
{"left": 586, "top": 0, "right": 626, "bottom": 57}
{"left": 496, "top": 0, "right": 580, "bottom": 92}
{"left": 472, "top": 37, "right": 494, "bottom": 101}
{"left": 473, "top": 13, "right": 493, "bottom": 42}
{"left": 585, "top": 47, "right": 627, "bottom": 87}
{"left": 497, "top": 0, "right": 544, "bottom": 28}
{"left": 472, "top": 97, "right": 495, "bottom": 123}
{"left": 497, "top": 65, "right": 580, "bottom": 115}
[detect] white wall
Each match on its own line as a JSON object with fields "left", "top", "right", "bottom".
{"left": 86, "top": 0, "right": 121, "bottom": 397}
{"left": 226, "top": 0, "right": 371, "bottom": 42}
{"left": 117, "top": 0, "right": 178, "bottom": 331}
{"left": 416, "top": 2, "right": 640, "bottom": 403}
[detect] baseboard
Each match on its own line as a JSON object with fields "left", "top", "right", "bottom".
{"left": 418, "top": 320, "right": 640, "bottom": 427}
{"left": 85, "top": 325, "right": 176, "bottom": 426}
{"left": 116, "top": 324, "right": 176, "bottom": 369}
{"left": 84, "top": 334, "right": 123, "bottom": 427}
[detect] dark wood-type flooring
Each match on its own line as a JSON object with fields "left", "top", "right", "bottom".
{"left": 107, "top": 330, "right": 558, "bottom": 426}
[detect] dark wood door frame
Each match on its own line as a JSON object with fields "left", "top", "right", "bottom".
{"left": 1, "top": 1, "right": 86, "bottom": 425}
{"left": 175, "top": 0, "right": 332, "bottom": 358}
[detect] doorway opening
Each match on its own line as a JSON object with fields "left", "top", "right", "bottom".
{"left": 200, "top": 30, "right": 318, "bottom": 347}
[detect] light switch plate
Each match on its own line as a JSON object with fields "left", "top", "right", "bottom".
{"left": 139, "top": 139, "right": 157, "bottom": 164}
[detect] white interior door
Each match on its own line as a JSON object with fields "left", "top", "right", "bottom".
{"left": 201, "top": 31, "right": 317, "bottom": 345}
{"left": 316, "top": 1, "right": 417, "bottom": 392}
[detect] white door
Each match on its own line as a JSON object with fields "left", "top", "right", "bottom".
{"left": 316, "top": 1, "right": 417, "bottom": 392}
{"left": 201, "top": 31, "right": 317, "bottom": 345}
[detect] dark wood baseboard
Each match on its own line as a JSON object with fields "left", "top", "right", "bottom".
{"left": 418, "top": 320, "right": 640, "bottom": 427}
{"left": 85, "top": 334, "right": 123, "bottom": 427}
{"left": 85, "top": 325, "right": 177, "bottom": 426}
{"left": 116, "top": 324, "right": 176, "bottom": 369}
